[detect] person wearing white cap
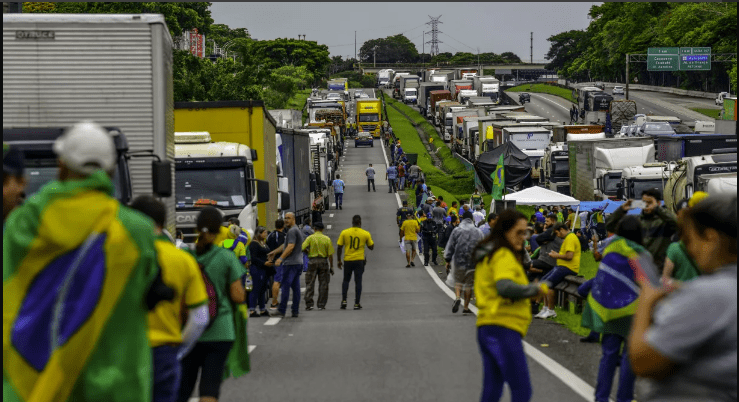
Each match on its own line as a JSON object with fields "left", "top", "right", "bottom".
{"left": 54, "top": 120, "right": 118, "bottom": 178}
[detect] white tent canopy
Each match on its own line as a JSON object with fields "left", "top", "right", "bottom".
{"left": 492, "top": 186, "right": 580, "bottom": 207}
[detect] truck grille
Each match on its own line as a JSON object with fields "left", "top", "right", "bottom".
{"left": 361, "top": 124, "right": 376, "bottom": 131}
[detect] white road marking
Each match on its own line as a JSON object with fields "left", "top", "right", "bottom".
{"left": 249, "top": 345, "right": 256, "bottom": 353}
{"left": 264, "top": 317, "right": 281, "bottom": 325}
{"left": 398, "top": 183, "right": 601, "bottom": 402}
{"left": 330, "top": 214, "right": 334, "bottom": 218}
{"left": 332, "top": 203, "right": 336, "bottom": 207}
{"left": 327, "top": 225, "right": 332, "bottom": 230}
{"left": 301, "top": 287, "right": 306, "bottom": 292}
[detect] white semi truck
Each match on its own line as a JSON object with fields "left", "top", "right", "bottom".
{"left": 174, "top": 132, "right": 269, "bottom": 243}
{"left": 617, "top": 162, "right": 676, "bottom": 200}
{"left": 663, "top": 153, "right": 738, "bottom": 213}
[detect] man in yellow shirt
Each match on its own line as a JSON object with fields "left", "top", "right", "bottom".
{"left": 399, "top": 214, "right": 421, "bottom": 268}
{"left": 337, "top": 215, "right": 374, "bottom": 310}
{"left": 537, "top": 222, "right": 581, "bottom": 319}
{"left": 447, "top": 200, "right": 459, "bottom": 217}
{"left": 302, "top": 222, "right": 335, "bottom": 310}
{"left": 130, "top": 196, "right": 209, "bottom": 402}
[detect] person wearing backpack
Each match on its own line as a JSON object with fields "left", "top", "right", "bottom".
{"left": 130, "top": 196, "right": 210, "bottom": 402}
{"left": 177, "top": 207, "right": 246, "bottom": 402}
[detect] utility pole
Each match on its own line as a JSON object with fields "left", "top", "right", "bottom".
{"left": 530, "top": 32, "right": 533, "bottom": 64}
{"left": 354, "top": 31, "right": 357, "bottom": 71}
{"left": 373, "top": 46, "right": 377, "bottom": 68}
{"left": 625, "top": 53, "right": 630, "bottom": 100}
{"left": 425, "top": 15, "right": 443, "bottom": 56}
{"left": 422, "top": 31, "right": 425, "bottom": 67}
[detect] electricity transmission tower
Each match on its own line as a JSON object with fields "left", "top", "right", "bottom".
{"left": 426, "top": 15, "right": 442, "bottom": 56}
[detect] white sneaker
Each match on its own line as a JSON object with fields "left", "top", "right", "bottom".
{"left": 534, "top": 307, "right": 549, "bottom": 319}
{"left": 542, "top": 309, "right": 557, "bottom": 319}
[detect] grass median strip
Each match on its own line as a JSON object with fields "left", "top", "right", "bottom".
{"left": 506, "top": 83, "right": 577, "bottom": 104}
{"left": 689, "top": 107, "right": 721, "bottom": 120}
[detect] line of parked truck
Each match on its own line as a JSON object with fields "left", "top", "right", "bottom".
{"left": 2, "top": 13, "right": 350, "bottom": 248}
{"left": 374, "top": 59, "right": 738, "bottom": 212}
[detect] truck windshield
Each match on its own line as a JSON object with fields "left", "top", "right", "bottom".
{"left": 445, "top": 118, "right": 453, "bottom": 126}
{"left": 24, "top": 164, "right": 123, "bottom": 201}
{"left": 176, "top": 168, "right": 248, "bottom": 209}
{"left": 629, "top": 179, "right": 664, "bottom": 198}
{"left": 604, "top": 173, "right": 622, "bottom": 194}
{"left": 552, "top": 157, "right": 569, "bottom": 176}
{"left": 358, "top": 114, "right": 379, "bottom": 122}
{"left": 407, "top": 89, "right": 417, "bottom": 95}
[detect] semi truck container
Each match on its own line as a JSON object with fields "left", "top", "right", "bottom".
{"left": 174, "top": 101, "right": 278, "bottom": 230}
{"left": 418, "top": 83, "right": 446, "bottom": 117}
{"left": 305, "top": 129, "right": 335, "bottom": 212}
{"left": 451, "top": 110, "right": 484, "bottom": 154}
{"left": 568, "top": 137, "right": 655, "bottom": 201}
{"left": 430, "top": 70, "right": 455, "bottom": 85}
{"left": 454, "top": 68, "right": 479, "bottom": 80}
{"left": 539, "top": 133, "right": 607, "bottom": 196}
{"left": 174, "top": 132, "right": 269, "bottom": 243}
{"left": 429, "top": 90, "right": 453, "bottom": 122}
{"left": 435, "top": 100, "right": 460, "bottom": 128}
{"left": 472, "top": 76, "right": 500, "bottom": 101}
{"left": 654, "top": 134, "right": 737, "bottom": 162}
{"left": 269, "top": 109, "right": 303, "bottom": 129}
{"left": 449, "top": 79, "right": 473, "bottom": 100}
{"left": 356, "top": 99, "right": 383, "bottom": 138}
{"left": 277, "top": 128, "right": 312, "bottom": 223}
{"left": 328, "top": 78, "right": 348, "bottom": 91}
{"left": 3, "top": 13, "right": 176, "bottom": 231}
{"left": 501, "top": 126, "right": 553, "bottom": 184}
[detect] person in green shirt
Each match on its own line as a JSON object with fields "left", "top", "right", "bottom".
{"left": 302, "top": 222, "right": 335, "bottom": 310}
{"left": 178, "top": 207, "right": 246, "bottom": 402}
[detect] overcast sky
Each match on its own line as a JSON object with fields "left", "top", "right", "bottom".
{"left": 210, "top": 2, "right": 599, "bottom": 62}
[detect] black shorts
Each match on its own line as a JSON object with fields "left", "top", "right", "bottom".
{"left": 178, "top": 341, "right": 233, "bottom": 400}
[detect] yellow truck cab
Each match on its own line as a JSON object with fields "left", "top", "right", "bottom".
{"left": 174, "top": 132, "right": 270, "bottom": 245}
{"left": 355, "top": 99, "right": 382, "bottom": 138}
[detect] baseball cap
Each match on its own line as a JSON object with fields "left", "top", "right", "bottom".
{"left": 426, "top": 212, "right": 433, "bottom": 219}
{"left": 3, "top": 142, "right": 25, "bottom": 176}
{"left": 53, "top": 121, "right": 116, "bottom": 175}
{"left": 227, "top": 224, "right": 241, "bottom": 239}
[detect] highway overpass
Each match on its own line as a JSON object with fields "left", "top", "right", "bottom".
{"left": 360, "top": 64, "right": 548, "bottom": 75}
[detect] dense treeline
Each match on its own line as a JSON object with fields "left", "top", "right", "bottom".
{"left": 22, "top": 2, "right": 331, "bottom": 108}
{"left": 546, "top": 2, "right": 737, "bottom": 92}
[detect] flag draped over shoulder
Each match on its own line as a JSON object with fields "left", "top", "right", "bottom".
{"left": 223, "top": 303, "right": 250, "bottom": 379}
{"left": 491, "top": 153, "right": 505, "bottom": 200}
{"left": 3, "top": 171, "right": 159, "bottom": 402}
{"left": 581, "top": 237, "right": 647, "bottom": 338}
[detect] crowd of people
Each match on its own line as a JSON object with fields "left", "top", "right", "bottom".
{"left": 3, "top": 117, "right": 736, "bottom": 402}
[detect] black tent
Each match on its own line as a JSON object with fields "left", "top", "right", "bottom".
{"left": 474, "top": 141, "right": 532, "bottom": 193}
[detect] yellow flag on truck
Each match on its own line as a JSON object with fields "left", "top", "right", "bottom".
{"left": 486, "top": 126, "right": 494, "bottom": 140}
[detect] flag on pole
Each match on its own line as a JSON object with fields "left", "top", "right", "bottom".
{"left": 491, "top": 153, "right": 505, "bottom": 200}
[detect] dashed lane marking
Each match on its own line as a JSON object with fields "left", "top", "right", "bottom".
{"left": 330, "top": 214, "right": 334, "bottom": 218}
{"left": 327, "top": 225, "right": 332, "bottom": 230}
{"left": 264, "top": 317, "right": 281, "bottom": 326}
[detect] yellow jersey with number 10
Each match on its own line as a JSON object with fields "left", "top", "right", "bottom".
{"left": 337, "top": 227, "right": 374, "bottom": 261}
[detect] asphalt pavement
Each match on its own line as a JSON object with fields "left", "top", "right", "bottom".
{"left": 206, "top": 135, "right": 605, "bottom": 402}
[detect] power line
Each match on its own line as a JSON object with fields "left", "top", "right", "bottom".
{"left": 438, "top": 31, "right": 475, "bottom": 52}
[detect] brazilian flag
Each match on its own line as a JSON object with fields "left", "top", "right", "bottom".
{"left": 3, "top": 171, "right": 159, "bottom": 402}
{"left": 491, "top": 153, "right": 505, "bottom": 200}
{"left": 581, "top": 237, "right": 647, "bottom": 338}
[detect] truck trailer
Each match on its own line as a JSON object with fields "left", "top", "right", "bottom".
{"left": 663, "top": 153, "right": 737, "bottom": 213}
{"left": 277, "top": 128, "right": 313, "bottom": 223}
{"left": 568, "top": 137, "right": 655, "bottom": 201}
{"left": 356, "top": 99, "right": 383, "bottom": 138}
{"left": 269, "top": 109, "right": 303, "bottom": 129}
{"left": 655, "top": 134, "right": 737, "bottom": 162}
{"left": 3, "top": 13, "right": 176, "bottom": 231}
{"left": 418, "top": 83, "right": 446, "bottom": 117}
{"left": 429, "top": 90, "right": 453, "bottom": 123}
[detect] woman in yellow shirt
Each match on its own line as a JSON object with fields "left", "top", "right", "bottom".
{"left": 473, "top": 209, "right": 549, "bottom": 402}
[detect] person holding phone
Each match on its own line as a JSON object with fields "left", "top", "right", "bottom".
{"left": 628, "top": 193, "right": 737, "bottom": 401}
{"left": 606, "top": 188, "right": 677, "bottom": 272}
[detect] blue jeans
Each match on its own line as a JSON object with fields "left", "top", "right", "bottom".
{"left": 595, "top": 334, "right": 635, "bottom": 402}
{"left": 278, "top": 264, "right": 302, "bottom": 315}
{"left": 152, "top": 345, "right": 181, "bottom": 402}
{"left": 388, "top": 178, "right": 396, "bottom": 192}
{"left": 399, "top": 176, "right": 406, "bottom": 189}
{"left": 248, "top": 267, "right": 267, "bottom": 312}
{"left": 334, "top": 192, "right": 343, "bottom": 207}
{"left": 477, "top": 325, "right": 532, "bottom": 402}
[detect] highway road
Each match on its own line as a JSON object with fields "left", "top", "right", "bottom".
{"left": 185, "top": 90, "right": 642, "bottom": 402}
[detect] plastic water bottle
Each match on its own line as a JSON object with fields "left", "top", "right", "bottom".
{"left": 244, "top": 273, "right": 253, "bottom": 292}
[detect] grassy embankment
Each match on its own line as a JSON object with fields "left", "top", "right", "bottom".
{"left": 506, "top": 83, "right": 577, "bottom": 104}
{"left": 689, "top": 107, "right": 721, "bottom": 120}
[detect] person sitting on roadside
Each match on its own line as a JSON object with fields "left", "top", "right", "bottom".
{"left": 535, "top": 222, "right": 581, "bottom": 319}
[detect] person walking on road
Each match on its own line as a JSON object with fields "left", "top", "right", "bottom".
{"left": 130, "top": 196, "right": 210, "bottom": 402}
{"left": 398, "top": 162, "right": 407, "bottom": 190}
{"left": 386, "top": 163, "right": 398, "bottom": 193}
{"left": 472, "top": 209, "right": 549, "bottom": 402}
{"left": 628, "top": 193, "right": 737, "bottom": 402}
{"left": 445, "top": 211, "right": 484, "bottom": 315}
{"left": 337, "top": 215, "right": 375, "bottom": 310}
{"left": 396, "top": 200, "right": 415, "bottom": 228}
{"left": 302, "top": 222, "right": 335, "bottom": 311}
{"left": 421, "top": 212, "right": 439, "bottom": 266}
{"left": 177, "top": 207, "right": 247, "bottom": 402}
{"left": 400, "top": 214, "right": 421, "bottom": 268}
{"left": 268, "top": 212, "right": 305, "bottom": 318}
{"left": 3, "top": 121, "right": 168, "bottom": 402}
{"left": 266, "top": 219, "right": 286, "bottom": 310}
{"left": 332, "top": 174, "right": 345, "bottom": 210}
{"left": 248, "top": 226, "right": 273, "bottom": 317}
{"left": 390, "top": 140, "right": 396, "bottom": 163}
{"left": 366, "top": 163, "right": 376, "bottom": 192}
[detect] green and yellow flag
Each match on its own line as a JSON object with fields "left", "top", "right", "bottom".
{"left": 491, "top": 153, "right": 505, "bottom": 200}
{"left": 3, "top": 171, "right": 159, "bottom": 402}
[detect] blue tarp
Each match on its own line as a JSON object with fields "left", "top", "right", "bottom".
{"left": 577, "top": 200, "right": 641, "bottom": 215}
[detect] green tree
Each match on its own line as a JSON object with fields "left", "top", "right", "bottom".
{"left": 359, "top": 34, "right": 419, "bottom": 64}
{"left": 248, "top": 38, "right": 331, "bottom": 82}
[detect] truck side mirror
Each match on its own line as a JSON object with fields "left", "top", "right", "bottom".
{"left": 279, "top": 191, "right": 290, "bottom": 210}
{"left": 152, "top": 160, "right": 172, "bottom": 198}
{"left": 255, "top": 179, "right": 270, "bottom": 204}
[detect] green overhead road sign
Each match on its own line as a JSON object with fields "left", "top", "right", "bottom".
{"left": 648, "top": 55, "right": 678, "bottom": 71}
{"left": 647, "top": 47, "right": 711, "bottom": 71}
